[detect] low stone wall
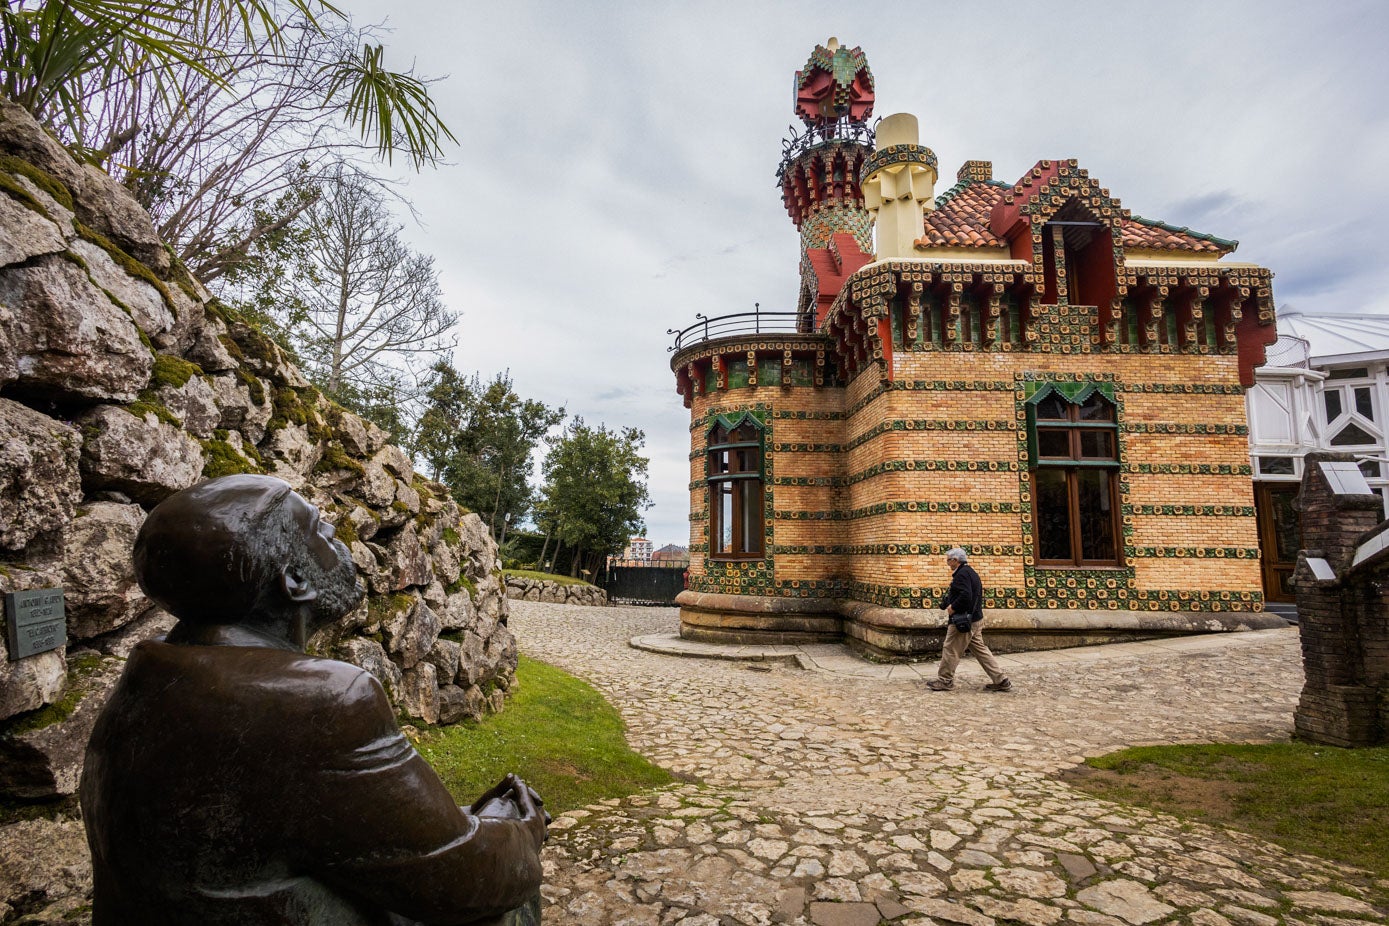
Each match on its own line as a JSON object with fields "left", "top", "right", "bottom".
{"left": 505, "top": 576, "right": 607, "bottom": 606}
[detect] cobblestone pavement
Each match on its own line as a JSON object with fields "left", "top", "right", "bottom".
{"left": 510, "top": 602, "right": 1388, "bottom": 926}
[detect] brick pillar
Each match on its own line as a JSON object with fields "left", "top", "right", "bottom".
{"left": 1292, "top": 453, "right": 1386, "bottom": 746}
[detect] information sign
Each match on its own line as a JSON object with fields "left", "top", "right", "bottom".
{"left": 4, "top": 588, "right": 66, "bottom": 660}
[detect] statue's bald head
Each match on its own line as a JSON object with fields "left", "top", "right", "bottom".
{"left": 134, "top": 475, "right": 300, "bottom": 625}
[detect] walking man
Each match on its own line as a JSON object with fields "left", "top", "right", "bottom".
{"left": 927, "top": 547, "right": 1012, "bottom": 692}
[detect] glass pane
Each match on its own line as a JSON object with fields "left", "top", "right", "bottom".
{"left": 731, "top": 423, "right": 759, "bottom": 442}
{"left": 1035, "top": 469, "right": 1073, "bottom": 561}
{"left": 1327, "top": 367, "right": 1369, "bottom": 380}
{"left": 1330, "top": 421, "right": 1376, "bottom": 446}
{"left": 1076, "top": 470, "right": 1116, "bottom": 562}
{"left": 709, "top": 449, "right": 729, "bottom": 475}
{"left": 735, "top": 449, "right": 759, "bottom": 473}
{"left": 1271, "top": 489, "right": 1299, "bottom": 561}
{"left": 1356, "top": 387, "right": 1374, "bottom": 421}
{"left": 1036, "top": 394, "right": 1070, "bottom": 420}
{"left": 1360, "top": 459, "right": 1381, "bottom": 479}
{"left": 1079, "top": 429, "right": 1115, "bottom": 459}
{"left": 713, "top": 483, "right": 733, "bottom": 553}
{"left": 737, "top": 480, "right": 763, "bottom": 554}
{"left": 1077, "top": 393, "right": 1115, "bottom": 421}
{"left": 1038, "top": 429, "right": 1071, "bottom": 458}
{"left": 1258, "top": 456, "right": 1295, "bottom": 475}
{"left": 1324, "top": 390, "right": 1343, "bottom": 421}
{"left": 710, "top": 424, "right": 728, "bottom": 444}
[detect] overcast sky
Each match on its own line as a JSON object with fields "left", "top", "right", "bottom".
{"left": 334, "top": 0, "right": 1389, "bottom": 549}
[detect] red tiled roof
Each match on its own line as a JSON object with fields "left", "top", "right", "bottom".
{"left": 1119, "top": 216, "right": 1234, "bottom": 253}
{"left": 916, "top": 174, "right": 1236, "bottom": 255}
{"left": 919, "top": 180, "right": 1009, "bottom": 248}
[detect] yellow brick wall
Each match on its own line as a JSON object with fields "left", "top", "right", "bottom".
{"left": 681, "top": 347, "right": 1264, "bottom": 612}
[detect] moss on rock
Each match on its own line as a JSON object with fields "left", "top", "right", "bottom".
{"left": 0, "top": 154, "right": 74, "bottom": 212}
{"left": 199, "top": 437, "right": 265, "bottom": 478}
{"left": 74, "top": 221, "right": 177, "bottom": 314}
{"left": 313, "top": 443, "right": 365, "bottom": 477}
{"left": 124, "top": 397, "right": 181, "bottom": 428}
{"left": 0, "top": 653, "right": 105, "bottom": 737}
{"left": 150, "top": 354, "right": 202, "bottom": 390}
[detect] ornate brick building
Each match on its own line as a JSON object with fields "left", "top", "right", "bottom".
{"left": 670, "top": 40, "right": 1287, "bottom": 657}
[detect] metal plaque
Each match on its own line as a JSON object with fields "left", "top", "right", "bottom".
{"left": 4, "top": 588, "right": 66, "bottom": 660}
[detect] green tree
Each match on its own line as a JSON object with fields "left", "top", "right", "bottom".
{"left": 0, "top": 1, "right": 455, "bottom": 280}
{"left": 415, "top": 362, "right": 564, "bottom": 544}
{"left": 538, "top": 418, "right": 650, "bottom": 578}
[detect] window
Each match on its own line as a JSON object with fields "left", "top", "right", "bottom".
{"left": 1321, "top": 377, "right": 1382, "bottom": 449}
{"left": 1028, "top": 387, "right": 1121, "bottom": 566}
{"left": 707, "top": 418, "right": 764, "bottom": 558}
{"left": 1257, "top": 456, "right": 1296, "bottom": 476}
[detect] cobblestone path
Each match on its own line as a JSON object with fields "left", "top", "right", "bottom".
{"left": 511, "top": 602, "right": 1388, "bottom": 926}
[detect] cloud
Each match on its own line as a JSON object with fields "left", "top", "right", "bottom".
{"left": 338, "top": 0, "right": 1389, "bottom": 547}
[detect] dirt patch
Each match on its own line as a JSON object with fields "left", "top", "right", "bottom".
{"left": 1059, "top": 763, "right": 1251, "bottom": 822}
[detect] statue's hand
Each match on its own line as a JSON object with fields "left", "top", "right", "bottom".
{"left": 469, "top": 773, "right": 519, "bottom": 814}
{"left": 509, "top": 776, "right": 548, "bottom": 849}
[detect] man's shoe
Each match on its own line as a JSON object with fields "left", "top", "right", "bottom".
{"left": 984, "top": 679, "right": 1012, "bottom": 692}
{"left": 926, "top": 679, "right": 953, "bottom": 691}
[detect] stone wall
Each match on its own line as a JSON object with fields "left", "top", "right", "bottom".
{"left": 0, "top": 101, "right": 518, "bottom": 806}
{"left": 505, "top": 576, "right": 607, "bottom": 606}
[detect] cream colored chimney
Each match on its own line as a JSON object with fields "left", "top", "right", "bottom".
{"left": 861, "top": 113, "right": 938, "bottom": 260}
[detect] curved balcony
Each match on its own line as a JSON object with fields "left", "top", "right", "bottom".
{"left": 667, "top": 307, "right": 807, "bottom": 355}
{"left": 775, "top": 117, "right": 877, "bottom": 182}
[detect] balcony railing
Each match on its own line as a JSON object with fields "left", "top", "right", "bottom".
{"left": 668, "top": 305, "right": 804, "bottom": 354}
{"left": 775, "top": 117, "right": 877, "bottom": 181}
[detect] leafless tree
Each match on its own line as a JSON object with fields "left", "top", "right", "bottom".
{"left": 284, "top": 170, "right": 457, "bottom": 402}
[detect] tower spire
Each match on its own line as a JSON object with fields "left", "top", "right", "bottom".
{"left": 777, "top": 39, "right": 876, "bottom": 321}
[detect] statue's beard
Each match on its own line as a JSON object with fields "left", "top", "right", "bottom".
{"left": 303, "top": 540, "right": 366, "bottom": 627}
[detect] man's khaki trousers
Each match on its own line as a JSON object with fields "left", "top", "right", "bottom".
{"left": 936, "top": 617, "right": 1007, "bottom": 685}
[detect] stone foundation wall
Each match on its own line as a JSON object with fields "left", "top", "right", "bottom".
{"left": 0, "top": 102, "right": 517, "bottom": 806}
{"left": 505, "top": 576, "right": 607, "bottom": 606}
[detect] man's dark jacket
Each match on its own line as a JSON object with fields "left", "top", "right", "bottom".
{"left": 80, "top": 630, "right": 542, "bottom": 925}
{"left": 940, "top": 563, "right": 984, "bottom": 623}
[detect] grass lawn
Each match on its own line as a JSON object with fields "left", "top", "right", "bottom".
{"left": 1062, "top": 742, "right": 1389, "bottom": 877}
{"left": 503, "top": 568, "right": 596, "bottom": 587}
{"left": 414, "top": 655, "right": 673, "bottom": 814}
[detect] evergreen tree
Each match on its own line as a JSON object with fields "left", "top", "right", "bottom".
{"left": 415, "top": 362, "right": 564, "bottom": 543}
{"left": 538, "top": 419, "right": 650, "bottom": 577}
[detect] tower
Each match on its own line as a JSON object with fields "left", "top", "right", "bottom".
{"left": 776, "top": 38, "right": 876, "bottom": 325}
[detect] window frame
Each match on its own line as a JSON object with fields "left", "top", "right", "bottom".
{"left": 1026, "top": 385, "right": 1124, "bottom": 568}
{"left": 707, "top": 415, "right": 765, "bottom": 561}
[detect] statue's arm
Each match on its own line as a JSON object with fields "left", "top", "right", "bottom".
{"left": 296, "top": 669, "right": 542, "bottom": 923}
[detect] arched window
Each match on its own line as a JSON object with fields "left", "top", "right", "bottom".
{"left": 708, "top": 417, "right": 765, "bottom": 559}
{"left": 1028, "top": 387, "right": 1121, "bottom": 566}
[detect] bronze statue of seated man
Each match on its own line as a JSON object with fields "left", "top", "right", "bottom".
{"left": 80, "top": 474, "right": 546, "bottom": 925}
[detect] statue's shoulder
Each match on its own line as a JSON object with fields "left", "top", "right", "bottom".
{"left": 275, "top": 651, "right": 391, "bottom": 710}
{"left": 127, "top": 640, "right": 389, "bottom": 714}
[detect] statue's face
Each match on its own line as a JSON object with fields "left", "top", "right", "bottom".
{"left": 285, "top": 493, "right": 365, "bottom": 625}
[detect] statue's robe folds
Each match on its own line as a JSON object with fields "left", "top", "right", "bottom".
{"left": 80, "top": 631, "right": 542, "bottom": 925}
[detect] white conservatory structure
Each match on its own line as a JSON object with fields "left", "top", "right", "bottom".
{"left": 1247, "top": 311, "right": 1389, "bottom": 602}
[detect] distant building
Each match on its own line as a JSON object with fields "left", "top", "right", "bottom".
{"left": 668, "top": 38, "right": 1285, "bottom": 658}
{"left": 1247, "top": 312, "right": 1389, "bottom": 603}
{"left": 651, "top": 544, "right": 690, "bottom": 566}
{"left": 622, "top": 538, "right": 653, "bottom": 562}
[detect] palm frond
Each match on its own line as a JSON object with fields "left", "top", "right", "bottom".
{"left": 323, "top": 42, "right": 456, "bottom": 170}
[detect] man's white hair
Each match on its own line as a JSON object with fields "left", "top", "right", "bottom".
{"left": 945, "top": 547, "right": 968, "bottom": 563}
